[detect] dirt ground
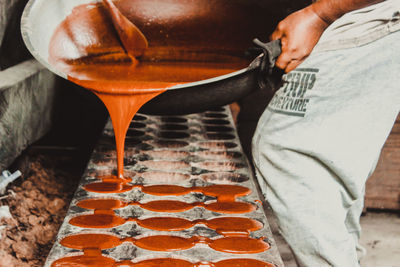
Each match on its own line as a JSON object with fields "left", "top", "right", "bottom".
{"left": 0, "top": 149, "right": 84, "bottom": 267}
{"left": 359, "top": 212, "right": 400, "bottom": 267}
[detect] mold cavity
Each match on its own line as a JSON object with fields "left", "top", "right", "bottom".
{"left": 194, "top": 162, "right": 244, "bottom": 172}
{"left": 123, "top": 158, "right": 137, "bottom": 166}
{"left": 127, "top": 129, "right": 145, "bottom": 137}
{"left": 144, "top": 150, "right": 190, "bottom": 160}
{"left": 129, "top": 122, "right": 146, "bottom": 129}
{"left": 140, "top": 160, "right": 190, "bottom": 171}
{"left": 86, "top": 169, "right": 113, "bottom": 178}
{"left": 207, "top": 133, "right": 235, "bottom": 140}
{"left": 141, "top": 171, "right": 190, "bottom": 183}
{"left": 98, "top": 137, "right": 115, "bottom": 146}
{"left": 203, "top": 119, "right": 230, "bottom": 125}
{"left": 125, "top": 138, "right": 141, "bottom": 146}
{"left": 133, "top": 115, "right": 147, "bottom": 121}
{"left": 93, "top": 151, "right": 115, "bottom": 159}
{"left": 86, "top": 169, "right": 136, "bottom": 180}
{"left": 94, "top": 144, "right": 115, "bottom": 151}
{"left": 207, "top": 107, "right": 225, "bottom": 112}
{"left": 160, "top": 131, "right": 190, "bottom": 139}
{"left": 197, "top": 141, "right": 238, "bottom": 150}
{"left": 123, "top": 170, "right": 137, "bottom": 179}
{"left": 147, "top": 140, "right": 189, "bottom": 148}
{"left": 124, "top": 149, "right": 140, "bottom": 158}
{"left": 161, "top": 117, "right": 187, "bottom": 123}
{"left": 200, "top": 172, "right": 249, "bottom": 183}
{"left": 205, "top": 113, "right": 228, "bottom": 118}
{"left": 205, "top": 126, "right": 234, "bottom": 132}
{"left": 195, "top": 151, "right": 242, "bottom": 160}
{"left": 160, "top": 124, "right": 189, "bottom": 131}
{"left": 91, "top": 158, "right": 113, "bottom": 166}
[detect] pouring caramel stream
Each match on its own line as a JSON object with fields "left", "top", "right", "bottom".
{"left": 49, "top": 1, "right": 248, "bottom": 179}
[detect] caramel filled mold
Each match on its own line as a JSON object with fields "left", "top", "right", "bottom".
{"left": 45, "top": 106, "right": 282, "bottom": 266}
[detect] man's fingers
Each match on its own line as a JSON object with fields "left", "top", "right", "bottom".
{"left": 285, "top": 59, "right": 303, "bottom": 73}
{"left": 275, "top": 56, "right": 288, "bottom": 70}
{"left": 274, "top": 47, "right": 291, "bottom": 70}
{"left": 276, "top": 54, "right": 304, "bottom": 73}
{"left": 270, "top": 27, "right": 282, "bottom": 41}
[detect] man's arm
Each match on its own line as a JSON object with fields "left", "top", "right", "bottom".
{"left": 271, "top": 0, "right": 384, "bottom": 72}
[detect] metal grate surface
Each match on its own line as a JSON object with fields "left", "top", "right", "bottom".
{"left": 45, "top": 106, "right": 283, "bottom": 266}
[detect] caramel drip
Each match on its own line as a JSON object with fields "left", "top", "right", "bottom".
{"left": 92, "top": 89, "right": 166, "bottom": 179}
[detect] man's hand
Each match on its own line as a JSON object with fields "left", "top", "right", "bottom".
{"left": 271, "top": 0, "right": 384, "bottom": 73}
{"left": 270, "top": 6, "right": 329, "bottom": 73}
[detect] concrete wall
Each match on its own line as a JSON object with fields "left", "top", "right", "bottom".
{"left": 0, "top": 0, "right": 31, "bottom": 70}
{"left": 0, "top": 0, "right": 59, "bottom": 170}
{"left": 0, "top": 60, "right": 57, "bottom": 170}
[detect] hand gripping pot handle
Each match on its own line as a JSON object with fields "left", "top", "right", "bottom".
{"left": 253, "top": 38, "right": 282, "bottom": 90}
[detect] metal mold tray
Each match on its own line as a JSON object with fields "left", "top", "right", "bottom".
{"left": 45, "top": 106, "right": 283, "bottom": 267}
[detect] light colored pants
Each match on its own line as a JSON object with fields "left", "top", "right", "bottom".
{"left": 252, "top": 30, "right": 400, "bottom": 267}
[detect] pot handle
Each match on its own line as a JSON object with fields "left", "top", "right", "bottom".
{"left": 253, "top": 38, "right": 282, "bottom": 90}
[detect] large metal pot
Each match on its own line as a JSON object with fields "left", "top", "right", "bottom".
{"left": 21, "top": 0, "right": 281, "bottom": 114}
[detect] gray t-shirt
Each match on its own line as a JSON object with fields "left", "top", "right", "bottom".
{"left": 314, "top": 0, "right": 400, "bottom": 52}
